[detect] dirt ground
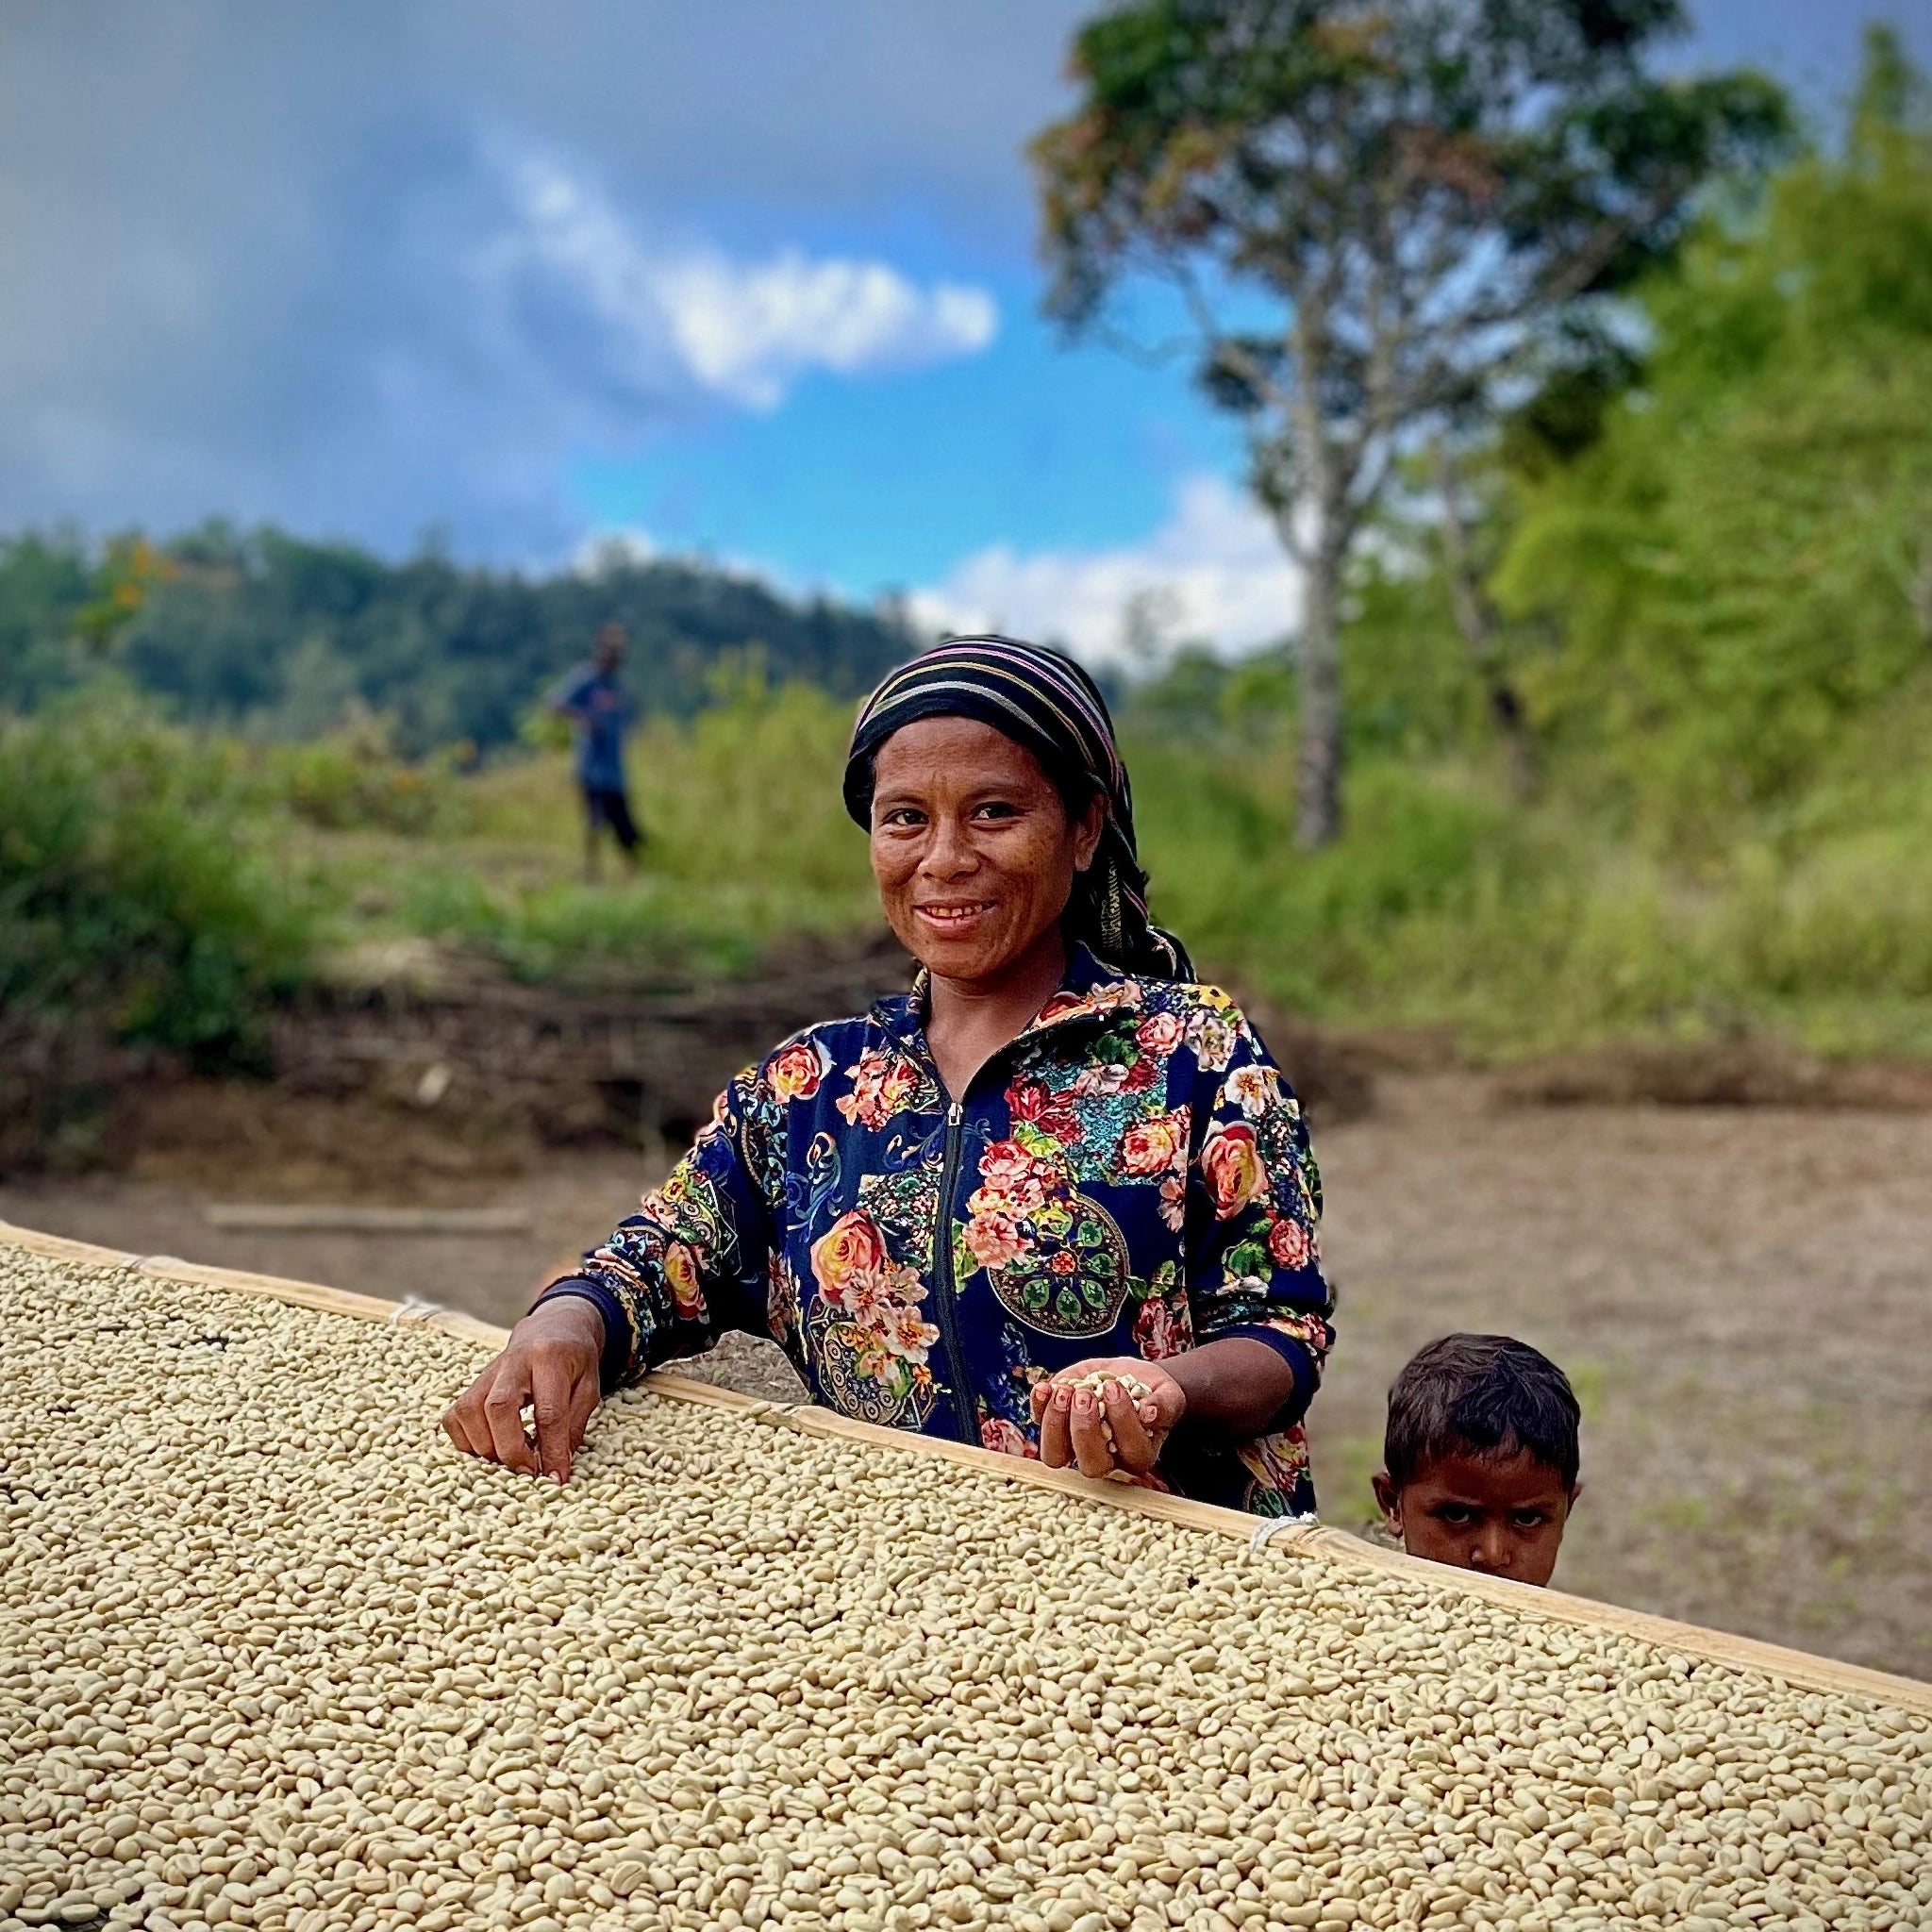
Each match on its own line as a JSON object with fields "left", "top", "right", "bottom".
{"left": 7, "top": 1071, "right": 1927, "bottom": 1682}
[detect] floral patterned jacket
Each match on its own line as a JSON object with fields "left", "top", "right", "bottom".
{"left": 541, "top": 946, "right": 1335, "bottom": 1516}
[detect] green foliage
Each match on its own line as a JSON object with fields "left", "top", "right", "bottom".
{"left": 1497, "top": 25, "right": 1932, "bottom": 846}
{"left": 631, "top": 663, "right": 876, "bottom": 912}
{"left": 388, "top": 669, "right": 875, "bottom": 986}
{"left": 1117, "top": 646, "right": 1299, "bottom": 750}
{"left": 1119, "top": 569, "right": 1495, "bottom": 767}
{"left": 258, "top": 708, "right": 474, "bottom": 836}
{"left": 70, "top": 536, "right": 175, "bottom": 658}
{"left": 0, "top": 524, "right": 917, "bottom": 758}
{"left": 1127, "top": 741, "right": 1541, "bottom": 1017}
{"left": 1124, "top": 734, "right": 1932, "bottom": 1058}
{"left": 0, "top": 693, "right": 317, "bottom": 1060}
{"left": 0, "top": 534, "right": 94, "bottom": 708}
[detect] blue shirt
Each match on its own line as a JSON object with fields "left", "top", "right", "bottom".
{"left": 540, "top": 946, "right": 1334, "bottom": 1516}
{"left": 553, "top": 667, "right": 636, "bottom": 791}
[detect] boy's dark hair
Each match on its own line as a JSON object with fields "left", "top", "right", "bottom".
{"left": 1384, "top": 1334, "right": 1581, "bottom": 1490}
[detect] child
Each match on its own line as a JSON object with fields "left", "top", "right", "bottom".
{"left": 1372, "top": 1333, "right": 1581, "bottom": 1587}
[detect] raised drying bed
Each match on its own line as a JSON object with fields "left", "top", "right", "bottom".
{"left": 3, "top": 1221, "right": 1927, "bottom": 1932}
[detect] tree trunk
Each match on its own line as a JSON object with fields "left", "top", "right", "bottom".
{"left": 1296, "top": 544, "right": 1345, "bottom": 849}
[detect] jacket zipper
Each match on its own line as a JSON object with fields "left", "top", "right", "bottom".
{"left": 896, "top": 1006, "right": 1089, "bottom": 1445}
{"left": 929, "top": 1097, "right": 979, "bottom": 1445}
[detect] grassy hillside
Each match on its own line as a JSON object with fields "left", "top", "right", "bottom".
{"left": 15, "top": 670, "right": 1929, "bottom": 1083}
{"left": 7, "top": 42, "right": 1931, "bottom": 1088}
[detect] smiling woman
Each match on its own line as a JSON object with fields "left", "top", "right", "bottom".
{"left": 442, "top": 637, "right": 1337, "bottom": 1516}
{"left": 868, "top": 714, "right": 1107, "bottom": 1060}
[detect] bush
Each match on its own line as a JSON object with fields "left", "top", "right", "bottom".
{"left": 0, "top": 693, "right": 317, "bottom": 1060}
{"left": 1128, "top": 727, "right": 1932, "bottom": 1058}
{"left": 630, "top": 663, "right": 874, "bottom": 911}
{"left": 261, "top": 705, "right": 473, "bottom": 836}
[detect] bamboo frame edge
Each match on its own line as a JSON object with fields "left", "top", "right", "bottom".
{"left": 7, "top": 1218, "right": 1927, "bottom": 1718}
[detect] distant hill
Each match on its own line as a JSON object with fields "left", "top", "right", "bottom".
{"left": 0, "top": 522, "right": 921, "bottom": 755}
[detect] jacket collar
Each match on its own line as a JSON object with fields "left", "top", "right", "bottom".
{"left": 870, "top": 941, "right": 1135, "bottom": 1054}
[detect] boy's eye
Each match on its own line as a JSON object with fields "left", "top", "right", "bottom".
{"left": 1512, "top": 1510, "right": 1548, "bottom": 1529}
{"left": 1433, "top": 1505, "right": 1476, "bottom": 1525}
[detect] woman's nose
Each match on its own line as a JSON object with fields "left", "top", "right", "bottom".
{"left": 922, "top": 814, "right": 977, "bottom": 876}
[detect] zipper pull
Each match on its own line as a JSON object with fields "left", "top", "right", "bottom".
{"left": 948, "top": 1100, "right": 963, "bottom": 1127}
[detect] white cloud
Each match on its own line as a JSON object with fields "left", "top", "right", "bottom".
{"left": 572, "top": 526, "right": 657, "bottom": 575}
{"left": 572, "top": 475, "right": 1297, "bottom": 670}
{"left": 488, "top": 148, "right": 996, "bottom": 412}
{"left": 910, "top": 474, "right": 1300, "bottom": 662}
{"left": 655, "top": 255, "right": 995, "bottom": 410}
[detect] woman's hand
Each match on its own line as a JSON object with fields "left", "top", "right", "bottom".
{"left": 1030, "top": 1357, "right": 1187, "bottom": 1482}
{"left": 441, "top": 1296, "right": 605, "bottom": 1485}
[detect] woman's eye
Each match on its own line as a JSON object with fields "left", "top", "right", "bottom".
{"left": 879, "top": 808, "right": 925, "bottom": 828}
{"left": 974, "top": 801, "right": 1021, "bottom": 821}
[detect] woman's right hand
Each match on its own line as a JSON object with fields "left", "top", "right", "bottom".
{"left": 1031, "top": 1357, "right": 1186, "bottom": 1481}
{"left": 441, "top": 1296, "right": 606, "bottom": 1485}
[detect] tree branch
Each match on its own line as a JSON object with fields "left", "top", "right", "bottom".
{"left": 1174, "top": 262, "right": 1298, "bottom": 419}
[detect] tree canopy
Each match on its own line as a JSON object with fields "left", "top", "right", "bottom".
{"left": 1034, "top": 0, "right": 1791, "bottom": 843}
{"left": 1495, "top": 24, "right": 1932, "bottom": 840}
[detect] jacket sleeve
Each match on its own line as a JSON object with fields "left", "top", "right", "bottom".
{"left": 536, "top": 1066, "right": 780, "bottom": 1391}
{"left": 546, "top": 667, "right": 593, "bottom": 716}
{"left": 1183, "top": 1008, "right": 1335, "bottom": 1428}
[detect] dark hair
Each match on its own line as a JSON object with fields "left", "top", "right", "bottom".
{"left": 1384, "top": 1334, "right": 1581, "bottom": 1491}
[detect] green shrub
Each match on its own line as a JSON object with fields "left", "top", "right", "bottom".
{"left": 629, "top": 663, "right": 874, "bottom": 910}
{"left": 0, "top": 693, "right": 317, "bottom": 1059}
{"left": 1129, "top": 731, "right": 1932, "bottom": 1058}
{"left": 391, "top": 864, "right": 771, "bottom": 986}
{"left": 261, "top": 707, "right": 473, "bottom": 836}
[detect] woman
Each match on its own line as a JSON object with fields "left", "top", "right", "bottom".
{"left": 444, "top": 638, "right": 1334, "bottom": 1514}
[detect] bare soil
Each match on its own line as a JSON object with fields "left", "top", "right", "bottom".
{"left": 7, "top": 1071, "right": 1927, "bottom": 1682}
{"left": 0, "top": 935, "right": 1379, "bottom": 1185}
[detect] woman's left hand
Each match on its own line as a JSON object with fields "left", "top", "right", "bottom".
{"left": 1031, "top": 1357, "right": 1187, "bottom": 1481}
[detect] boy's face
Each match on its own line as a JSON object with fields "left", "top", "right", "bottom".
{"left": 1374, "top": 1447, "right": 1577, "bottom": 1587}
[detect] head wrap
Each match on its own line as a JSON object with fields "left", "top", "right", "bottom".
{"left": 843, "top": 635, "right": 1192, "bottom": 980}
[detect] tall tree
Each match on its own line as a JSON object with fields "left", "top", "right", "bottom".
{"left": 1033, "top": 0, "right": 1789, "bottom": 845}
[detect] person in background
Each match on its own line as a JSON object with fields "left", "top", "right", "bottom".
{"left": 550, "top": 622, "right": 641, "bottom": 878}
{"left": 1372, "top": 1333, "right": 1581, "bottom": 1587}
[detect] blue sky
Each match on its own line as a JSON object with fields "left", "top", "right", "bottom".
{"left": 1, "top": 0, "right": 1922, "bottom": 659}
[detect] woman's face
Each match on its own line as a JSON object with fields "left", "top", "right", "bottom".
{"left": 869, "top": 717, "right": 1105, "bottom": 988}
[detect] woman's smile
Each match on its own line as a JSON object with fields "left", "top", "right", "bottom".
{"left": 914, "top": 898, "right": 997, "bottom": 933}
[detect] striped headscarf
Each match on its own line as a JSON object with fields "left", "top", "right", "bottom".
{"left": 843, "top": 635, "right": 1192, "bottom": 980}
